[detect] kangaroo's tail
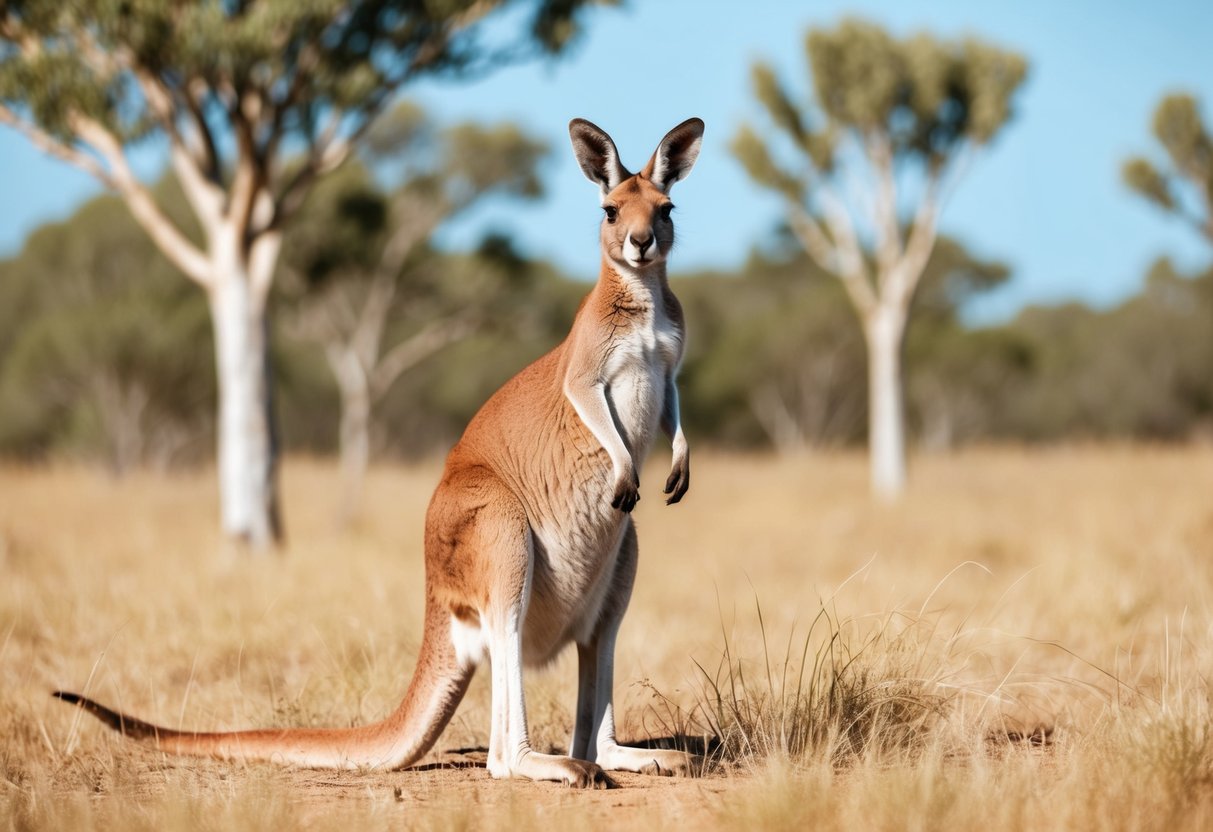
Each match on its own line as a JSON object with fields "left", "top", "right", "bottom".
{"left": 54, "top": 600, "right": 473, "bottom": 770}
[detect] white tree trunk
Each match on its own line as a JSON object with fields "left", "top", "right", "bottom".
{"left": 865, "top": 306, "right": 907, "bottom": 501}
{"left": 90, "top": 374, "right": 149, "bottom": 477}
{"left": 209, "top": 240, "right": 281, "bottom": 550}
{"left": 327, "top": 345, "right": 372, "bottom": 529}
{"left": 338, "top": 380, "right": 371, "bottom": 529}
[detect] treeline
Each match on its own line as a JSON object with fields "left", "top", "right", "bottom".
{"left": 1, "top": 191, "right": 1209, "bottom": 472}
{"left": 676, "top": 248, "right": 1212, "bottom": 450}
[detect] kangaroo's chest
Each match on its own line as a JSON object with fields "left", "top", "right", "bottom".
{"left": 603, "top": 308, "right": 682, "bottom": 460}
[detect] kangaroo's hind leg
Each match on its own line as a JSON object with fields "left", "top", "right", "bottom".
{"left": 570, "top": 521, "right": 699, "bottom": 777}
{"left": 436, "top": 469, "right": 612, "bottom": 788}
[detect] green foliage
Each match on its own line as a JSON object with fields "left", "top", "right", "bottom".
{"left": 906, "top": 324, "right": 1035, "bottom": 448}
{"left": 442, "top": 121, "right": 548, "bottom": 200}
{"left": 1005, "top": 259, "right": 1213, "bottom": 440}
{"left": 910, "top": 235, "right": 1011, "bottom": 322}
{"left": 807, "top": 20, "right": 903, "bottom": 135}
{"left": 1123, "top": 157, "right": 1175, "bottom": 210}
{"left": 735, "top": 18, "right": 1026, "bottom": 202}
{"left": 283, "top": 163, "right": 389, "bottom": 288}
{"left": 903, "top": 258, "right": 1213, "bottom": 446}
{"left": 800, "top": 18, "right": 1027, "bottom": 170}
{"left": 674, "top": 254, "right": 864, "bottom": 448}
{"left": 0, "top": 0, "right": 607, "bottom": 147}
{"left": 0, "top": 191, "right": 214, "bottom": 469}
{"left": 750, "top": 63, "right": 811, "bottom": 154}
{"left": 1153, "top": 95, "right": 1213, "bottom": 178}
{"left": 673, "top": 243, "right": 1212, "bottom": 451}
{"left": 1123, "top": 94, "right": 1213, "bottom": 241}
{"left": 730, "top": 124, "right": 807, "bottom": 204}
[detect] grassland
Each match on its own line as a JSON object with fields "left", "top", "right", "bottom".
{"left": 2, "top": 445, "right": 1212, "bottom": 830}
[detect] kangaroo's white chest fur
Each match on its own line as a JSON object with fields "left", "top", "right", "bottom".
{"left": 603, "top": 290, "right": 682, "bottom": 466}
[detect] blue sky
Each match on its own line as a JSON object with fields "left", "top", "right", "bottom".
{"left": 1, "top": 0, "right": 1211, "bottom": 323}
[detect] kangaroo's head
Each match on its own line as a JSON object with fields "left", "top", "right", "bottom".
{"left": 569, "top": 117, "right": 704, "bottom": 272}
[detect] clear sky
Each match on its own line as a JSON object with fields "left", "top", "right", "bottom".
{"left": 1, "top": 0, "right": 1211, "bottom": 323}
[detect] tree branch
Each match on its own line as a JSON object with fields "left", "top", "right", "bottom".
{"left": 0, "top": 104, "right": 116, "bottom": 188}
{"left": 71, "top": 115, "right": 213, "bottom": 287}
{"left": 370, "top": 315, "right": 477, "bottom": 402}
{"left": 68, "top": 23, "right": 225, "bottom": 230}
{"left": 886, "top": 174, "right": 941, "bottom": 308}
{"left": 866, "top": 132, "right": 904, "bottom": 287}
{"left": 786, "top": 203, "right": 840, "bottom": 272}
{"left": 183, "top": 79, "right": 222, "bottom": 179}
{"left": 272, "top": 115, "right": 352, "bottom": 229}
{"left": 248, "top": 228, "right": 282, "bottom": 304}
{"left": 130, "top": 69, "right": 225, "bottom": 226}
{"left": 348, "top": 197, "right": 448, "bottom": 368}
{"left": 352, "top": 267, "right": 399, "bottom": 371}
{"left": 263, "top": 42, "right": 322, "bottom": 164}
{"left": 324, "top": 341, "right": 370, "bottom": 403}
{"left": 271, "top": 8, "right": 491, "bottom": 232}
{"left": 748, "top": 383, "right": 805, "bottom": 453}
{"left": 281, "top": 268, "right": 357, "bottom": 345}
{"left": 817, "top": 186, "right": 878, "bottom": 315}
{"left": 227, "top": 91, "right": 269, "bottom": 237}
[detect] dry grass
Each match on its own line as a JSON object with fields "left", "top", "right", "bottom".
{"left": 2, "top": 445, "right": 1212, "bottom": 829}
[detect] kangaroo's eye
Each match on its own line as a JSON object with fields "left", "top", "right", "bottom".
{"left": 660, "top": 203, "right": 674, "bottom": 220}
{"left": 604, "top": 205, "right": 618, "bottom": 223}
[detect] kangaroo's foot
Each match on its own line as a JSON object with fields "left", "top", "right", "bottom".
{"left": 596, "top": 743, "right": 700, "bottom": 777}
{"left": 499, "top": 750, "right": 615, "bottom": 789}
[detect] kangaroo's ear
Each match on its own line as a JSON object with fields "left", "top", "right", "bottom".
{"left": 641, "top": 118, "right": 704, "bottom": 193}
{"left": 569, "top": 118, "right": 630, "bottom": 199}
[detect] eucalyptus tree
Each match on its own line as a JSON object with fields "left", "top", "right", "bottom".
{"left": 0, "top": 0, "right": 608, "bottom": 548}
{"left": 282, "top": 102, "right": 548, "bottom": 526}
{"left": 1123, "top": 93, "right": 1213, "bottom": 245}
{"left": 732, "top": 19, "right": 1026, "bottom": 498}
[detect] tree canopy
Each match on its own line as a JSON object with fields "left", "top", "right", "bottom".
{"left": 0, "top": 0, "right": 609, "bottom": 283}
{"left": 1123, "top": 93, "right": 1213, "bottom": 243}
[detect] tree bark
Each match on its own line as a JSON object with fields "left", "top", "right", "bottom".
{"left": 865, "top": 305, "right": 907, "bottom": 501}
{"left": 208, "top": 238, "right": 281, "bottom": 550}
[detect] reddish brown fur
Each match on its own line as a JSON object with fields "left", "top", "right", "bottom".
{"left": 55, "top": 117, "right": 705, "bottom": 786}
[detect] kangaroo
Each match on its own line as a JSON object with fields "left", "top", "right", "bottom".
{"left": 54, "top": 117, "right": 704, "bottom": 789}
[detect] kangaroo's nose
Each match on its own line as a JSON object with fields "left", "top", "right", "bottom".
{"left": 633, "top": 234, "right": 653, "bottom": 256}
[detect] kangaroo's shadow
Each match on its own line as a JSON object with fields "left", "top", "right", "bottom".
{"left": 409, "top": 734, "right": 720, "bottom": 772}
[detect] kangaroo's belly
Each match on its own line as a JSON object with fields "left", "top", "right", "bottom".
{"left": 519, "top": 379, "right": 662, "bottom": 665}
{"left": 520, "top": 456, "right": 630, "bottom": 665}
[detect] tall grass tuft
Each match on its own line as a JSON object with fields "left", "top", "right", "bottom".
{"left": 644, "top": 596, "right": 953, "bottom": 769}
